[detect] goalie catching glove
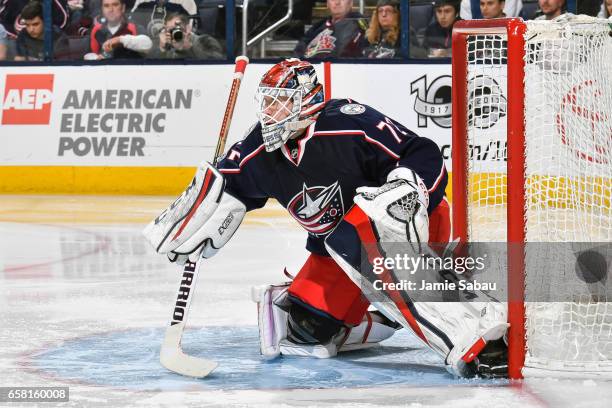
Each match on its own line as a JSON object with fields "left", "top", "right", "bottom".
{"left": 354, "top": 167, "right": 430, "bottom": 245}
{"left": 143, "top": 162, "right": 246, "bottom": 264}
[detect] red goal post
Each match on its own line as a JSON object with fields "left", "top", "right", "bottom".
{"left": 452, "top": 17, "right": 527, "bottom": 380}
{"left": 451, "top": 17, "right": 612, "bottom": 379}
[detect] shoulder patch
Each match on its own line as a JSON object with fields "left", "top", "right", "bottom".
{"left": 340, "top": 103, "right": 366, "bottom": 115}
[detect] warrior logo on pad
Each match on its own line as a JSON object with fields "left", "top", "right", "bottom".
{"left": 287, "top": 182, "right": 344, "bottom": 236}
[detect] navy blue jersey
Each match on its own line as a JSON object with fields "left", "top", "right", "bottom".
{"left": 217, "top": 99, "right": 447, "bottom": 255}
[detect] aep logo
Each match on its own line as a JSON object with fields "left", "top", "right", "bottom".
{"left": 2, "top": 74, "right": 54, "bottom": 125}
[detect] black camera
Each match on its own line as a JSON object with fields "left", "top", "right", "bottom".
{"left": 170, "top": 24, "right": 184, "bottom": 42}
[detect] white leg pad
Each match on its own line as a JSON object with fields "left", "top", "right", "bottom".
{"left": 337, "top": 310, "right": 399, "bottom": 352}
{"left": 252, "top": 284, "right": 399, "bottom": 359}
{"left": 413, "top": 301, "right": 508, "bottom": 376}
{"left": 327, "top": 239, "right": 509, "bottom": 377}
{"left": 279, "top": 339, "right": 339, "bottom": 358}
{"left": 251, "top": 283, "right": 290, "bottom": 359}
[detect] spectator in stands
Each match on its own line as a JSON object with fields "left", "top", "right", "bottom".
{"left": 81, "top": 0, "right": 103, "bottom": 19}
{"left": 14, "top": 1, "right": 69, "bottom": 60}
{"left": 0, "top": 22, "right": 7, "bottom": 60}
{"left": 363, "top": 0, "right": 400, "bottom": 58}
{"left": 0, "top": 0, "right": 69, "bottom": 37}
{"left": 70, "top": 1, "right": 109, "bottom": 28}
{"left": 86, "top": 0, "right": 151, "bottom": 59}
{"left": 68, "top": 0, "right": 85, "bottom": 14}
{"left": 149, "top": 12, "right": 223, "bottom": 59}
{"left": 535, "top": 0, "right": 565, "bottom": 20}
{"left": 60, "top": 1, "right": 106, "bottom": 39}
{"left": 460, "top": 0, "right": 522, "bottom": 19}
{"left": 130, "top": 0, "right": 196, "bottom": 39}
{"left": 480, "top": 0, "right": 506, "bottom": 18}
{"left": 294, "top": 0, "right": 367, "bottom": 59}
{"left": 423, "top": 0, "right": 460, "bottom": 58}
{"left": 64, "top": 0, "right": 94, "bottom": 37}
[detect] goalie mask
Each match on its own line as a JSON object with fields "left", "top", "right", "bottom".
{"left": 255, "top": 59, "right": 326, "bottom": 152}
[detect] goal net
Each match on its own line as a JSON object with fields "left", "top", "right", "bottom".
{"left": 451, "top": 16, "right": 612, "bottom": 378}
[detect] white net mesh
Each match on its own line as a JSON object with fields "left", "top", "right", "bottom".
{"left": 466, "top": 33, "right": 509, "bottom": 242}
{"left": 464, "top": 16, "right": 612, "bottom": 376}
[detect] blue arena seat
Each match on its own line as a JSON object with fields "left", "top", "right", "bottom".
{"left": 519, "top": 0, "right": 540, "bottom": 20}
{"left": 410, "top": 2, "right": 435, "bottom": 46}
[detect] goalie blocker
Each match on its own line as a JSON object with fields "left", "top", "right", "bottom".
{"left": 325, "top": 170, "right": 509, "bottom": 378}
{"left": 143, "top": 161, "right": 246, "bottom": 263}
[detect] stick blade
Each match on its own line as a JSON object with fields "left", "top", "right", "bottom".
{"left": 160, "top": 347, "right": 218, "bottom": 378}
{"left": 160, "top": 323, "right": 218, "bottom": 378}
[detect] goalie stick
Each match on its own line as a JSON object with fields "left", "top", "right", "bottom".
{"left": 160, "top": 56, "right": 249, "bottom": 378}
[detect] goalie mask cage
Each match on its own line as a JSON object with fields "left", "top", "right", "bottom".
{"left": 451, "top": 17, "right": 612, "bottom": 379}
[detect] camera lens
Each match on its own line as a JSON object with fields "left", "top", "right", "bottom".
{"left": 171, "top": 28, "right": 184, "bottom": 42}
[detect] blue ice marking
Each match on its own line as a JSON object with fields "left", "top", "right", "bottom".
{"left": 30, "top": 326, "right": 502, "bottom": 390}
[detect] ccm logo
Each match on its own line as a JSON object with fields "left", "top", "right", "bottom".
{"left": 2, "top": 74, "right": 54, "bottom": 125}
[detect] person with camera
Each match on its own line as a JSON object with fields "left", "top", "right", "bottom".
{"left": 129, "top": 0, "right": 194, "bottom": 33}
{"left": 149, "top": 12, "right": 223, "bottom": 59}
{"left": 87, "top": 0, "right": 151, "bottom": 59}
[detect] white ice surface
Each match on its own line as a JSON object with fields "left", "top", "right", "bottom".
{"left": 1, "top": 196, "right": 611, "bottom": 407}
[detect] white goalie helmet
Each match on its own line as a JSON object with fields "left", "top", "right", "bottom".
{"left": 255, "top": 59, "right": 326, "bottom": 152}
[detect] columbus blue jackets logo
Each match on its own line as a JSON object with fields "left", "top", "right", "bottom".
{"left": 287, "top": 182, "right": 344, "bottom": 236}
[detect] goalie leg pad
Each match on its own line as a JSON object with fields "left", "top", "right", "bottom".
{"left": 416, "top": 301, "right": 508, "bottom": 378}
{"left": 325, "top": 204, "right": 508, "bottom": 378}
{"left": 252, "top": 282, "right": 399, "bottom": 359}
{"left": 338, "top": 310, "right": 401, "bottom": 352}
{"left": 251, "top": 282, "right": 344, "bottom": 359}
{"left": 251, "top": 282, "right": 290, "bottom": 358}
